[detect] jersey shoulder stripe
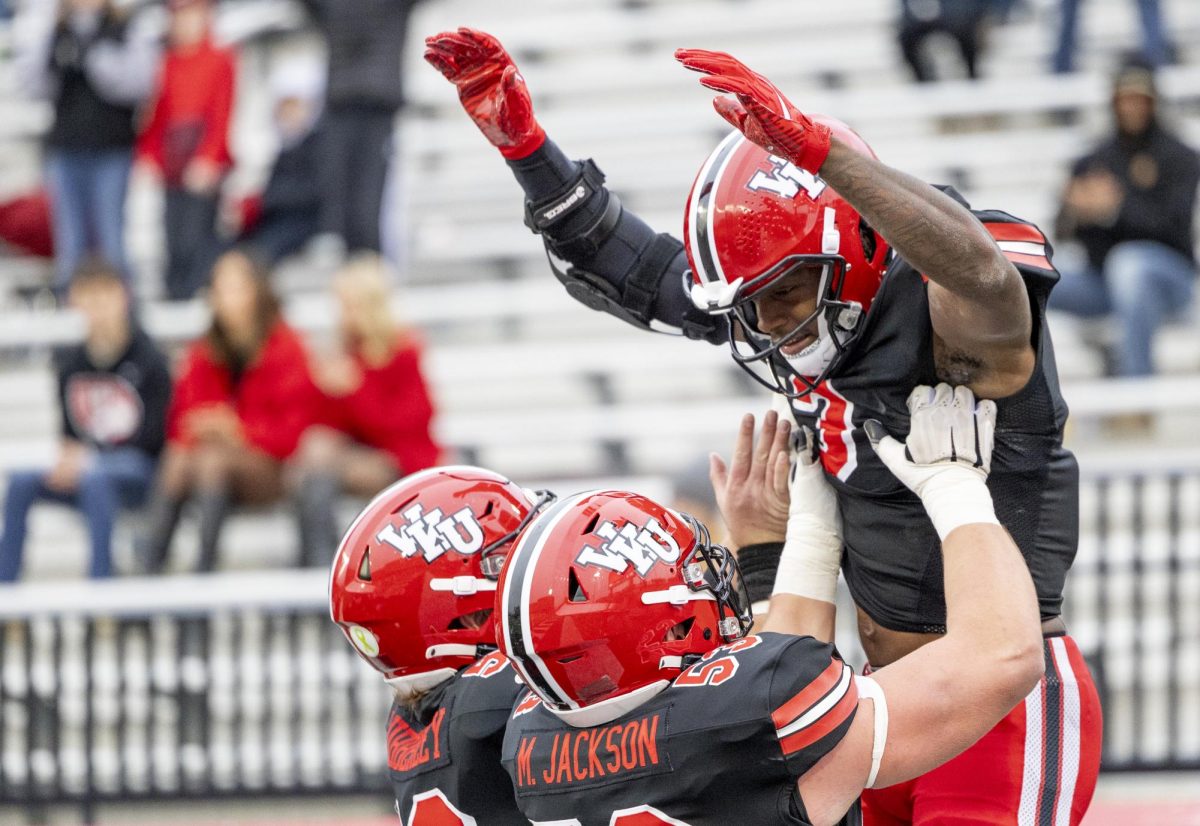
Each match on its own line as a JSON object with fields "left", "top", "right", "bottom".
{"left": 982, "top": 220, "right": 1054, "bottom": 271}
{"left": 771, "top": 659, "right": 857, "bottom": 758}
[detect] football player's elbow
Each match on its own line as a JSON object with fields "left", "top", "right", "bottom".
{"left": 990, "top": 633, "right": 1045, "bottom": 710}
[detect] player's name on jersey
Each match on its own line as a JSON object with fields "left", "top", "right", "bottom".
{"left": 388, "top": 706, "right": 450, "bottom": 774}
{"left": 513, "top": 710, "right": 669, "bottom": 794}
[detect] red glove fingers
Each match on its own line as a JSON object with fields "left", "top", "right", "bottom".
{"left": 424, "top": 27, "right": 546, "bottom": 160}
{"left": 675, "top": 48, "right": 832, "bottom": 174}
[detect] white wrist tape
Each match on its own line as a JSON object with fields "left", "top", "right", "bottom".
{"left": 772, "top": 439, "right": 842, "bottom": 604}
{"left": 912, "top": 469, "right": 999, "bottom": 541}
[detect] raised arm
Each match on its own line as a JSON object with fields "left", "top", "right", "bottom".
{"left": 676, "top": 50, "right": 1036, "bottom": 396}
{"left": 796, "top": 386, "right": 1043, "bottom": 824}
{"left": 425, "top": 28, "right": 721, "bottom": 342}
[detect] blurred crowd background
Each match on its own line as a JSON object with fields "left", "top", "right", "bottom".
{"left": 0, "top": 0, "right": 1197, "bottom": 823}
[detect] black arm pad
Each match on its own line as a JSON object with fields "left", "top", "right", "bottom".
{"left": 737, "top": 542, "right": 784, "bottom": 606}
{"left": 513, "top": 142, "right": 723, "bottom": 342}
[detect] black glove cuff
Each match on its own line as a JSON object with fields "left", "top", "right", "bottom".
{"left": 737, "top": 541, "right": 784, "bottom": 606}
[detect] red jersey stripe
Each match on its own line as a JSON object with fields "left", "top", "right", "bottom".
{"left": 779, "top": 677, "right": 860, "bottom": 757}
{"left": 984, "top": 222, "right": 1046, "bottom": 245}
{"left": 1002, "top": 251, "right": 1054, "bottom": 271}
{"left": 771, "top": 658, "right": 844, "bottom": 730}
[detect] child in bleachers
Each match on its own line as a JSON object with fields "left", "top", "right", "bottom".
{"left": 137, "top": 250, "right": 320, "bottom": 573}
{"left": 288, "top": 255, "right": 440, "bottom": 567}
{"left": 0, "top": 261, "right": 170, "bottom": 580}
{"left": 136, "top": 0, "right": 235, "bottom": 301}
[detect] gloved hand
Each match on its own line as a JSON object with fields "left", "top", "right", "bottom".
{"left": 424, "top": 27, "right": 546, "bottom": 160}
{"left": 865, "top": 384, "right": 999, "bottom": 540}
{"left": 675, "top": 48, "right": 831, "bottom": 175}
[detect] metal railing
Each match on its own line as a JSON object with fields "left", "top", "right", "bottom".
{"left": 0, "top": 572, "right": 392, "bottom": 819}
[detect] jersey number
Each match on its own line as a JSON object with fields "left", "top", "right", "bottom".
{"left": 407, "top": 789, "right": 476, "bottom": 826}
{"left": 674, "top": 657, "right": 738, "bottom": 687}
{"left": 534, "top": 805, "right": 692, "bottom": 825}
{"left": 789, "top": 380, "right": 858, "bottom": 481}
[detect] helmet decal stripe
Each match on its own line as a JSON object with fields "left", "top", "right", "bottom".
{"left": 700, "top": 132, "right": 745, "bottom": 287}
{"left": 688, "top": 131, "right": 743, "bottom": 285}
{"left": 502, "top": 491, "right": 596, "bottom": 710}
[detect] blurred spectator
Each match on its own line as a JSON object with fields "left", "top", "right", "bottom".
{"left": 0, "top": 261, "right": 170, "bottom": 581}
{"left": 1050, "top": 59, "right": 1199, "bottom": 378}
{"left": 897, "top": 0, "right": 991, "bottom": 82}
{"left": 0, "top": 189, "right": 54, "bottom": 258}
{"left": 670, "top": 452, "right": 728, "bottom": 548}
{"left": 13, "top": 0, "right": 160, "bottom": 298}
{"left": 298, "top": 0, "right": 423, "bottom": 257}
{"left": 289, "top": 255, "right": 439, "bottom": 567}
{"left": 235, "top": 57, "right": 324, "bottom": 265}
{"left": 137, "top": 251, "right": 320, "bottom": 573}
{"left": 137, "top": 0, "right": 235, "bottom": 301}
{"left": 1053, "top": 0, "right": 1174, "bottom": 74}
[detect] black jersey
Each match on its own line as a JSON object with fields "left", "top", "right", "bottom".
{"left": 779, "top": 208, "right": 1078, "bottom": 633}
{"left": 518, "top": 140, "right": 1078, "bottom": 635}
{"left": 500, "top": 633, "right": 858, "bottom": 826}
{"left": 388, "top": 651, "right": 527, "bottom": 825}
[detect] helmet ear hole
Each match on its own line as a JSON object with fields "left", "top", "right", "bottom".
{"left": 448, "top": 608, "right": 493, "bottom": 631}
{"left": 568, "top": 568, "right": 589, "bottom": 603}
{"left": 663, "top": 617, "right": 695, "bottom": 643}
{"left": 859, "top": 218, "right": 877, "bottom": 262}
{"left": 357, "top": 549, "right": 372, "bottom": 581}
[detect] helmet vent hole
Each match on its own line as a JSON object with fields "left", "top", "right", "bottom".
{"left": 558, "top": 654, "right": 583, "bottom": 665}
{"left": 357, "top": 549, "right": 372, "bottom": 581}
{"left": 663, "top": 618, "right": 694, "bottom": 642}
{"left": 568, "top": 568, "right": 589, "bottom": 603}
{"left": 390, "top": 494, "right": 419, "bottom": 515}
{"left": 482, "top": 501, "right": 494, "bottom": 518}
{"left": 583, "top": 513, "right": 600, "bottom": 535}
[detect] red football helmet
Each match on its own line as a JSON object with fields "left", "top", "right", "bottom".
{"left": 329, "top": 465, "right": 554, "bottom": 696}
{"left": 683, "top": 117, "right": 892, "bottom": 398}
{"left": 497, "top": 490, "right": 752, "bottom": 727}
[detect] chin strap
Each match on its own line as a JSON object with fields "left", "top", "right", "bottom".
{"left": 428, "top": 576, "right": 498, "bottom": 595}
{"left": 424, "top": 643, "right": 495, "bottom": 660}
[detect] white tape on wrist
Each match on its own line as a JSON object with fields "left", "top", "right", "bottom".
{"left": 916, "top": 472, "right": 1000, "bottom": 541}
{"left": 772, "top": 518, "right": 841, "bottom": 604}
{"left": 772, "top": 433, "right": 842, "bottom": 605}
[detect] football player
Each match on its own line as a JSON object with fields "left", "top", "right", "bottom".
{"left": 497, "top": 384, "right": 1043, "bottom": 826}
{"left": 427, "top": 29, "right": 1102, "bottom": 824}
{"left": 328, "top": 465, "right": 553, "bottom": 825}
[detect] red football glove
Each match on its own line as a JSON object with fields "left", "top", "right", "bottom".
{"left": 675, "top": 48, "right": 831, "bottom": 174}
{"left": 424, "top": 28, "right": 546, "bottom": 160}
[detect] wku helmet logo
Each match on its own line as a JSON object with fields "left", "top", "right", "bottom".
{"left": 747, "top": 156, "right": 827, "bottom": 201}
{"left": 575, "top": 518, "right": 681, "bottom": 577}
{"left": 374, "top": 502, "right": 485, "bottom": 563}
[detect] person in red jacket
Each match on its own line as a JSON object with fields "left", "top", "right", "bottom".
{"left": 137, "top": 250, "right": 321, "bottom": 572}
{"left": 288, "top": 254, "right": 440, "bottom": 567}
{"left": 136, "top": 0, "right": 235, "bottom": 300}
